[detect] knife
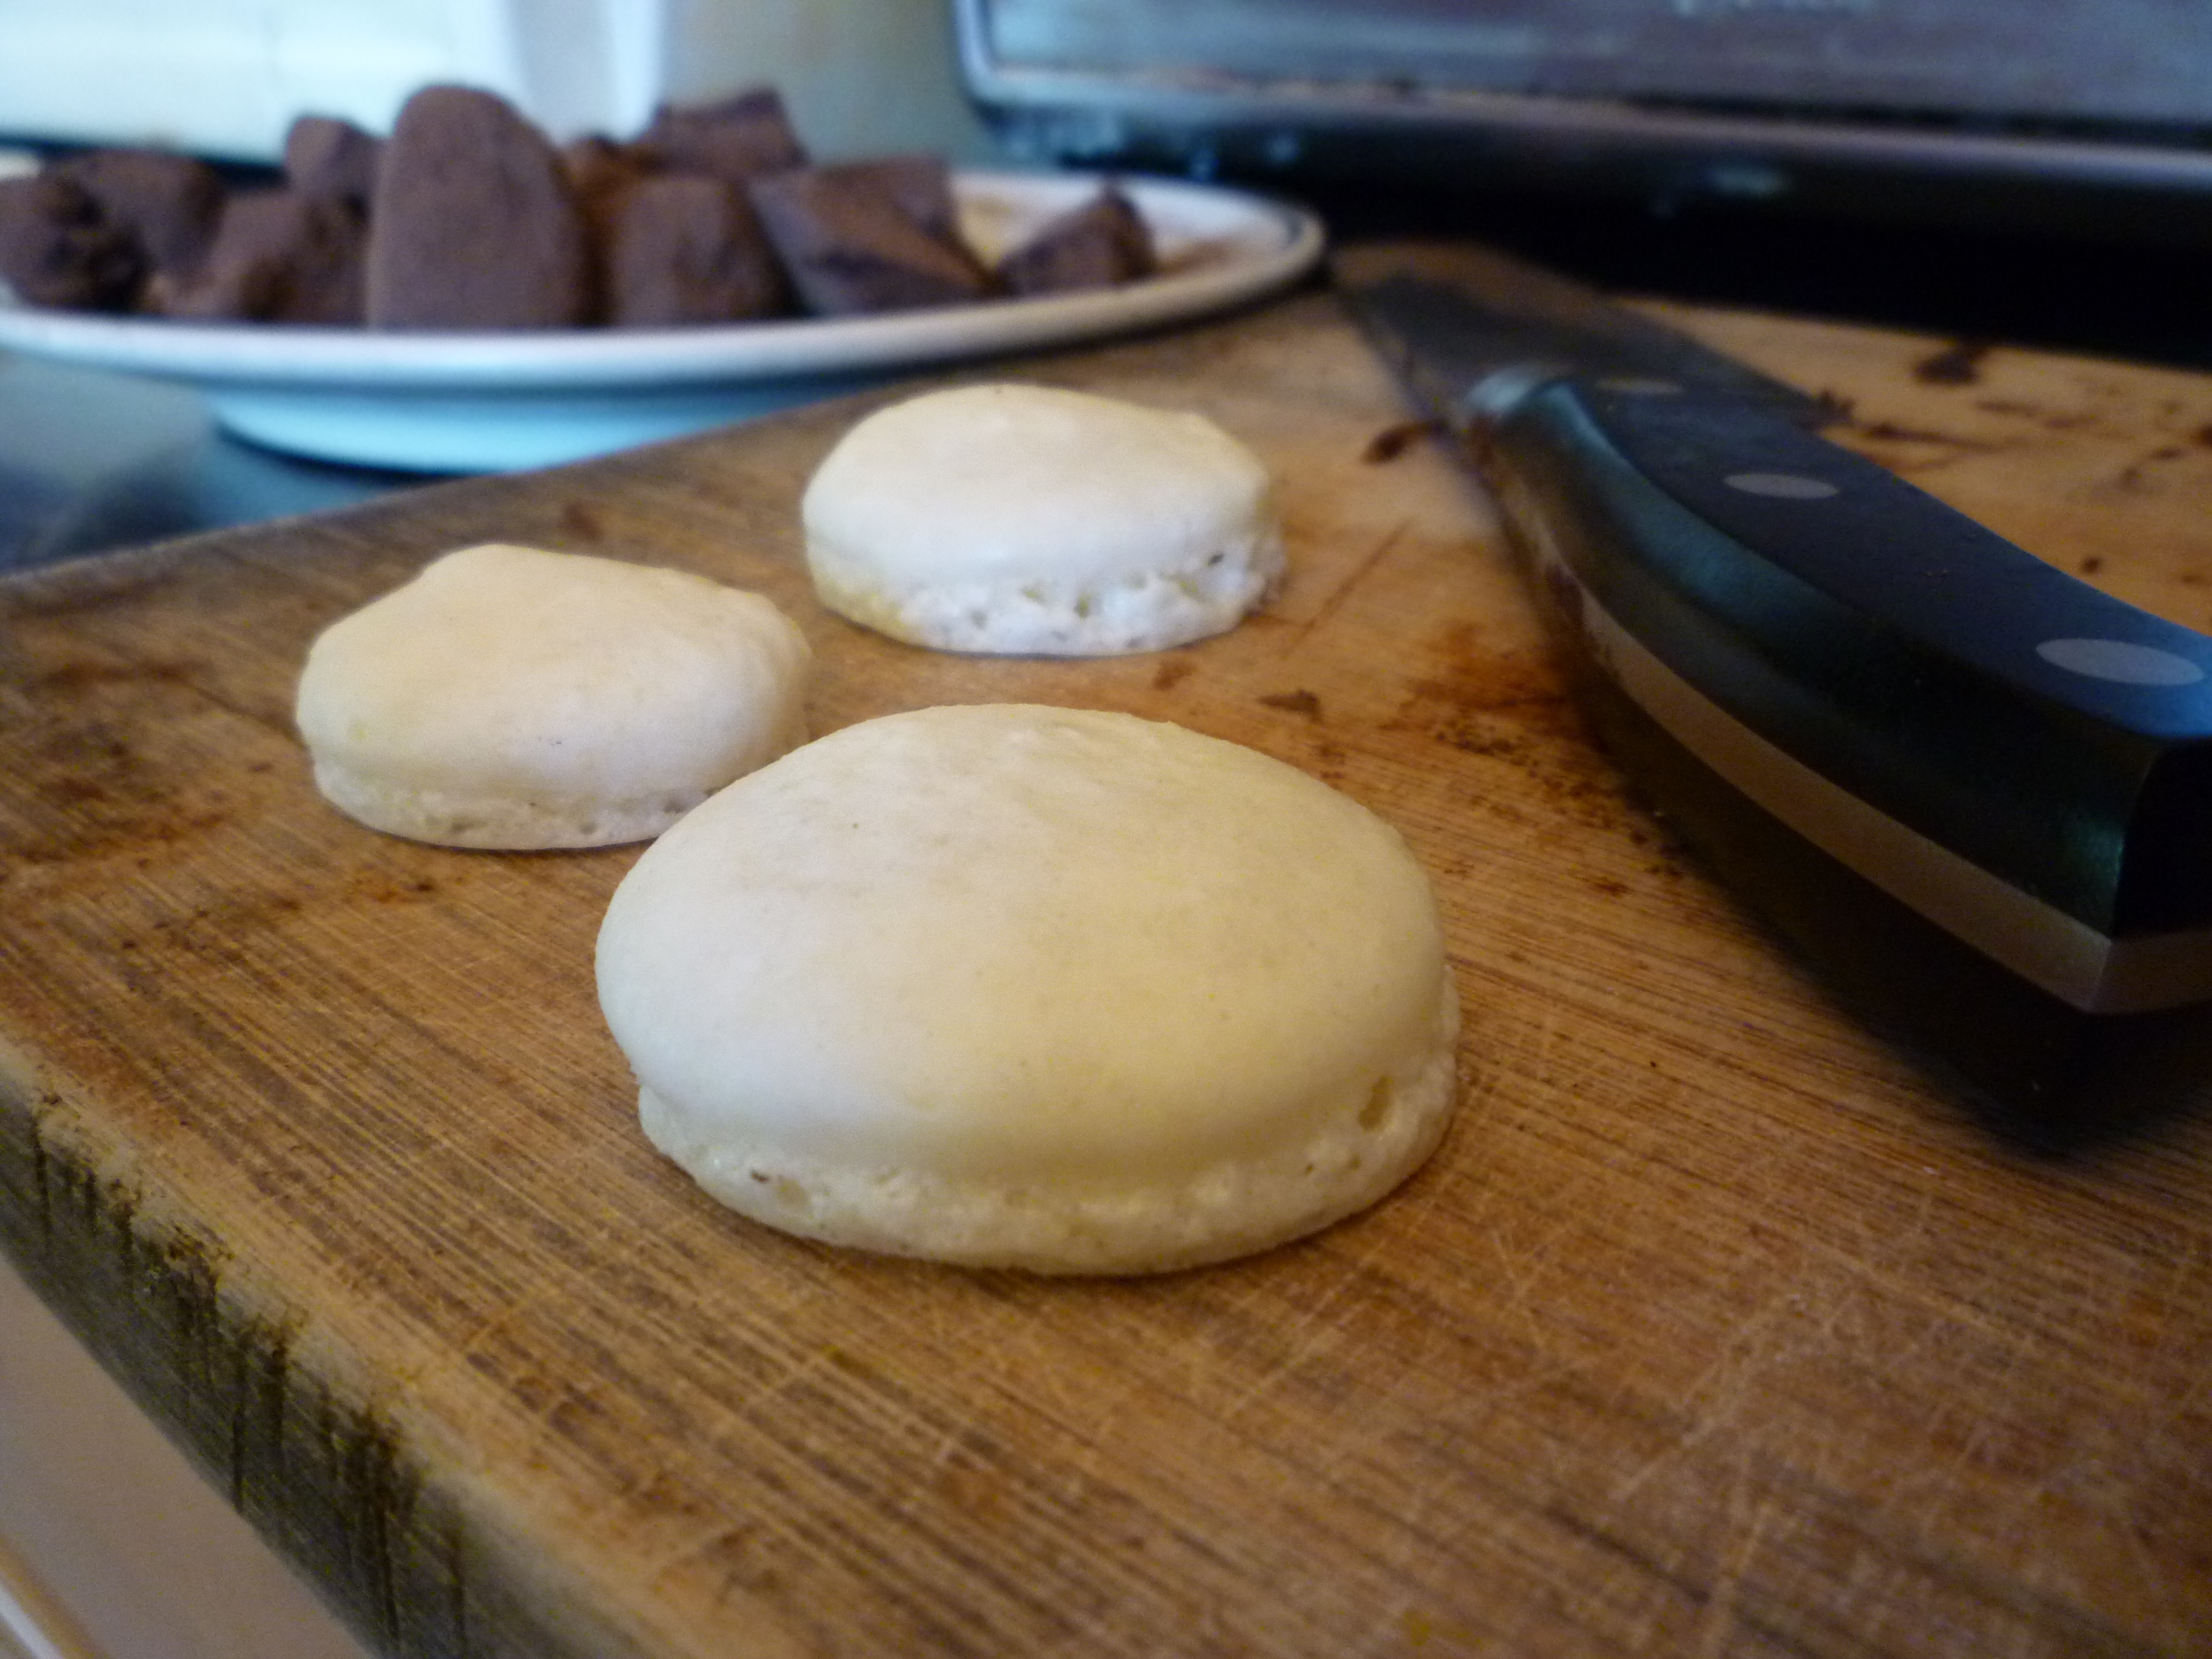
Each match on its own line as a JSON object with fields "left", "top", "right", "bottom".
{"left": 1334, "top": 241, "right": 2212, "bottom": 1140}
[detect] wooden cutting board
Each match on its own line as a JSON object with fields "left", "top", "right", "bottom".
{"left": 4, "top": 270, "right": 2211, "bottom": 1658}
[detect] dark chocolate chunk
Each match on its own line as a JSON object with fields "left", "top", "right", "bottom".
{"left": 633, "top": 88, "right": 807, "bottom": 187}
{"left": 51, "top": 148, "right": 226, "bottom": 283}
{"left": 748, "top": 165, "right": 992, "bottom": 316}
{"left": 562, "top": 134, "right": 649, "bottom": 214}
{"left": 997, "top": 186, "right": 1155, "bottom": 296}
{"left": 560, "top": 134, "right": 649, "bottom": 320}
{"left": 284, "top": 116, "right": 383, "bottom": 208}
{"left": 0, "top": 174, "right": 141, "bottom": 309}
{"left": 365, "top": 84, "right": 591, "bottom": 329}
{"left": 604, "top": 174, "right": 787, "bottom": 326}
{"left": 816, "top": 155, "right": 961, "bottom": 244}
{"left": 156, "top": 188, "right": 365, "bottom": 323}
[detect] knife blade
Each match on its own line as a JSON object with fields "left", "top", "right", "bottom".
{"left": 1335, "top": 241, "right": 2212, "bottom": 1139}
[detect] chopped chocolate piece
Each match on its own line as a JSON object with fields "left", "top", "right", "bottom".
{"left": 634, "top": 87, "right": 807, "bottom": 187}
{"left": 156, "top": 188, "right": 365, "bottom": 323}
{"left": 365, "top": 84, "right": 591, "bottom": 329}
{"left": 51, "top": 148, "right": 225, "bottom": 283}
{"left": 0, "top": 174, "right": 140, "bottom": 309}
{"left": 748, "top": 165, "right": 992, "bottom": 316}
{"left": 997, "top": 185, "right": 1156, "bottom": 296}
{"left": 284, "top": 116, "right": 382, "bottom": 208}
{"left": 816, "top": 155, "right": 961, "bottom": 244}
{"left": 604, "top": 174, "right": 787, "bottom": 326}
{"left": 560, "top": 133, "right": 650, "bottom": 320}
{"left": 562, "top": 134, "right": 648, "bottom": 213}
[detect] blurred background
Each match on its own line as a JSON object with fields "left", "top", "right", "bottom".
{"left": 5, "top": 0, "right": 2212, "bottom": 570}
{"left": 0, "top": 0, "right": 995, "bottom": 163}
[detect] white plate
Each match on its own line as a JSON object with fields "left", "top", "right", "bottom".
{"left": 0, "top": 170, "right": 1323, "bottom": 474}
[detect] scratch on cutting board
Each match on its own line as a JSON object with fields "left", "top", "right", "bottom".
{"left": 1602, "top": 1281, "right": 1814, "bottom": 1511}
{"left": 1197, "top": 1052, "right": 1477, "bottom": 1431}
{"left": 637, "top": 1523, "right": 816, "bottom": 1659}
{"left": 713, "top": 1332, "right": 849, "bottom": 1416}
{"left": 1951, "top": 1318, "right": 2199, "bottom": 1625}
{"left": 1281, "top": 519, "right": 1409, "bottom": 656}
{"left": 1690, "top": 1455, "right": 1777, "bottom": 1659}
{"left": 1481, "top": 1205, "right": 1586, "bottom": 1371}
{"left": 2105, "top": 1475, "right": 2193, "bottom": 1640}
{"left": 448, "top": 1297, "right": 535, "bottom": 1367}
{"left": 1214, "top": 1250, "right": 1376, "bottom": 1426}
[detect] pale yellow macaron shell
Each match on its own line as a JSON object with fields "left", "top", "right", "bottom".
{"left": 595, "top": 703, "right": 1459, "bottom": 1272}
{"left": 296, "top": 543, "right": 811, "bottom": 848}
{"left": 802, "top": 385, "right": 1284, "bottom": 656}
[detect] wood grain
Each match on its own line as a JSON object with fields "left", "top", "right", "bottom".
{"left": 3, "top": 276, "right": 2210, "bottom": 1658}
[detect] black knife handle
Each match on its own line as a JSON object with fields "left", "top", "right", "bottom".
{"left": 1481, "top": 377, "right": 2212, "bottom": 943}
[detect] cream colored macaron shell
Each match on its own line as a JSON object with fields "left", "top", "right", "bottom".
{"left": 296, "top": 544, "right": 811, "bottom": 849}
{"left": 802, "top": 384, "right": 1283, "bottom": 656}
{"left": 595, "top": 703, "right": 1459, "bottom": 1273}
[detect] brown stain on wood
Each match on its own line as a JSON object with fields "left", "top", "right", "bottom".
{"left": 1912, "top": 340, "right": 1993, "bottom": 385}
{"left": 25, "top": 657, "right": 203, "bottom": 694}
{"left": 558, "top": 499, "right": 610, "bottom": 541}
{"left": 1257, "top": 688, "right": 1323, "bottom": 720}
{"left": 1848, "top": 417, "right": 2005, "bottom": 452}
{"left": 1362, "top": 418, "right": 1440, "bottom": 464}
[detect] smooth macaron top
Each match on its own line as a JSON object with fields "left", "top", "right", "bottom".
{"left": 295, "top": 543, "right": 810, "bottom": 836}
{"left": 798, "top": 385, "right": 1283, "bottom": 656}
{"left": 595, "top": 703, "right": 1451, "bottom": 1189}
{"left": 802, "top": 384, "right": 1273, "bottom": 587}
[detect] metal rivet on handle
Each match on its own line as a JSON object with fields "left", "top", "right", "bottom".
{"left": 1726, "top": 472, "right": 1840, "bottom": 499}
{"left": 2036, "top": 637, "right": 2205, "bottom": 687}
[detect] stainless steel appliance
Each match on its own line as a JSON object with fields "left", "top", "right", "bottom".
{"left": 955, "top": 0, "right": 2212, "bottom": 241}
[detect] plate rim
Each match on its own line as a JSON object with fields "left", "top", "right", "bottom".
{"left": 0, "top": 169, "right": 1324, "bottom": 392}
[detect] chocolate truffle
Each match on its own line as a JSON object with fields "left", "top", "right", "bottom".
{"left": 633, "top": 87, "right": 806, "bottom": 186}
{"left": 0, "top": 175, "right": 140, "bottom": 309}
{"left": 748, "top": 164, "right": 992, "bottom": 316}
{"left": 159, "top": 188, "right": 365, "bottom": 323}
{"left": 605, "top": 174, "right": 786, "bottom": 326}
{"left": 365, "top": 84, "right": 591, "bottom": 329}
{"left": 998, "top": 185, "right": 1156, "bottom": 296}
